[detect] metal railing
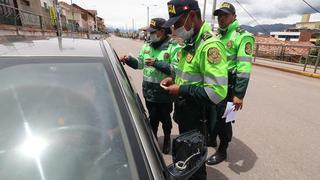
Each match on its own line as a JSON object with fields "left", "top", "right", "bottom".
{"left": 0, "top": 3, "right": 91, "bottom": 34}
{"left": 254, "top": 43, "right": 320, "bottom": 73}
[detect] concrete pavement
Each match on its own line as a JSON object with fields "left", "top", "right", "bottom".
{"left": 108, "top": 36, "right": 320, "bottom": 180}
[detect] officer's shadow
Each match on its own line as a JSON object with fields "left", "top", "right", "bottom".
{"left": 225, "top": 137, "right": 258, "bottom": 174}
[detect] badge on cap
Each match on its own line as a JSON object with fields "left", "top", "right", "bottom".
{"left": 227, "top": 40, "right": 233, "bottom": 49}
{"left": 168, "top": 4, "right": 176, "bottom": 14}
{"left": 186, "top": 52, "right": 194, "bottom": 63}
{"left": 163, "top": 53, "right": 170, "bottom": 60}
{"left": 208, "top": 48, "right": 221, "bottom": 64}
{"left": 245, "top": 42, "right": 252, "bottom": 55}
{"left": 221, "top": 2, "right": 231, "bottom": 8}
{"left": 150, "top": 19, "right": 156, "bottom": 27}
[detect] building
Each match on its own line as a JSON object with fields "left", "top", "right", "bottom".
{"left": 270, "top": 30, "right": 301, "bottom": 41}
{"left": 59, "top": 1, "right": 82, "bottom": 31}
{"left": 71, "top": 4, "right": 98, "bottom": 32}
{"left": 96, "top": 16, "right": 105, "bottom": 32}
{"left": 16, "top": 0, "right": 42, "bottom": 27}
{"left": 296, "top": 13, "right": 320, "bottom": 30}
{"left": 270, "top": 13, "right": 320, "bottom": 43}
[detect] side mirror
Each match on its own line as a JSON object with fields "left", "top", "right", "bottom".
{"left": 166, "top": 130, "right": 207, "bottom": 180}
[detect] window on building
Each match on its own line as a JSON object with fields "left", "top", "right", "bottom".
{"left": 21, "top": 0, "right": 30, "bottom": 6}
{"left": 44, "top": 2, "right": 48, "bottom": 9}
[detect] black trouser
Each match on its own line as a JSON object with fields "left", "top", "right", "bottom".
{"left": 174, "top": 97, "right": 207, "bottom": 180}
{"left": 145, "top": 101, "right": 173, "bottom": 136}
{"left": 210, "top": 71, "right": 235, "bottom": 151}
{"left": 210, "top": 99, "right": 232, "bottom": 151}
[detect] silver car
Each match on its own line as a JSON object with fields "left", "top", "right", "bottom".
{"left": 0, "top": 37, "right": 206, "bottom": 180}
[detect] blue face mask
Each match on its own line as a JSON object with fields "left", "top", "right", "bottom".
{"left": 175, "top": 13, "right": 194, "bottom": 42}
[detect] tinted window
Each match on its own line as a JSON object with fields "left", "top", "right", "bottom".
{"left": 0, "top": 62, "right": 138, "bottom": 180}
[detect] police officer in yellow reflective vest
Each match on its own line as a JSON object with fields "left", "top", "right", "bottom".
{"left": 161, "top": 0, "right": 228, "bottom": 179}
{"left": 206, "top": 2, "right": 255, "bottom": 165}
{"left": 120, "top": 18, "right": 180, "bottom": 154}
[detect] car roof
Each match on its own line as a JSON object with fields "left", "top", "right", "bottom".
{"left": 0, "top": 37, "right": 104, "bottom": 57}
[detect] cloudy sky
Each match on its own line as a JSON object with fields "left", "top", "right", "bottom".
{"left": 61, "top": 0, "right": 320, "bottom": 29}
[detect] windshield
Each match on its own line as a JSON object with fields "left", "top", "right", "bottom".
{"left": 0, "top": 62, "right": 137, "bottom": 180}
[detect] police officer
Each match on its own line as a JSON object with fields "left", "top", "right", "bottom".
{"left": 120, "top": 18, "right": 180, "bottom": 154}
{"left": 206, "top": 2, "right": 255, "bottom": 165}
{"left": 161, "top": 0, "right": 228, "bottom": 179}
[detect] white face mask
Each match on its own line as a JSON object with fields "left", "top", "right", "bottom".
{"left": 150, "top": 33, "right": 161, "bottom": 43}
{"left": 175, "top": 13, "right": 194, "bottom": 42}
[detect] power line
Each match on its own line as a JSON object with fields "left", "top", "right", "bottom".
{"left": 301, "top": 0, "right": 320, "bottom": 13}
{"left": 233, "top": 0, "right": 269, "bottom": 34}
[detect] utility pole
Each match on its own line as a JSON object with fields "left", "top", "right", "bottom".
{"left": 53, "top": 0, "right": 62, "bottom": 37}
{"left": 142, "top": 4, "right": 157, "bottom": 27}
{"left": 203, "top": 0, "right": 207, "bottom": 20}
{"left": 212, "top": 0, "right": 217, "bottom": 31}
{"left": 132, "top": 18, "right": 135, "bottom": 32}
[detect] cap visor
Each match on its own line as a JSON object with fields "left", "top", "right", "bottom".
{"left": 146, "top": 27, "right": 157, "bottom": 33}
{"left": 162, "top": 15, "right": 182, "bottom": 28}
{"left": 213, "top": 8, "right": 232, "bottom": 16}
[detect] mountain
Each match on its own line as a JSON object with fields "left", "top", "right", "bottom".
{"left": 240, "top": 24, "right": 295, "bottom": 35}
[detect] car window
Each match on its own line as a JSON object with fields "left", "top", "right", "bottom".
{"left": 0, "top": 62, "right": 138, "bottom": 180}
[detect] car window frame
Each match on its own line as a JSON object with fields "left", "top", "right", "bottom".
{"left": 101, "top": 40, "right": 170, "bottom": 179}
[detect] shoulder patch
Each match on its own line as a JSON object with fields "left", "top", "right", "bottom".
{"left": 186, "top": 52, "right": 194, "bottom": 63}
{"left": 227, "top": 40, "right": 233, "bottom": 49}
{"left": 245, "top": 42, "right": 253, "bottom": 55}
{"left": 163, "top": 52, "right": 170, "bottom": 60}
{"left": 207, "top": 47, "right": 221, "bottom": 64}
{"left": 177, "top": 51, "right": 182, "bottom": 62}
{"left": 144, "top": 49, "right": 150, "bottom": 54}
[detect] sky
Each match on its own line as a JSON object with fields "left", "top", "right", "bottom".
{"left": 61, "top": 0, "right": 320, "bottom": 30}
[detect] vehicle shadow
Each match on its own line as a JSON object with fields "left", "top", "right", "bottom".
{"left": 225, "top": 137, "right": 258, "bottom": 174}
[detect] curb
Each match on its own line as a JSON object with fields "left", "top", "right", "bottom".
{"left": 253, "top": 62, "right": 320, "bottom": 79}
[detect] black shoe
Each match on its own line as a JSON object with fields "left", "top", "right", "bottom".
{"left": 162, "top": 136, "right": 171, "bottom": 154}
{"left": 206, "top": 151, "right": 227, "bottom": 165}
{"left": 207, "top": 139, "right": 217, "bottom": 148}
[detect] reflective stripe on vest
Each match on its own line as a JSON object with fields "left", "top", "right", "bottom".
{"left": 204, "top": 87, "right": 223, "bottom": 104}
{"left": 176, "top": 69, "right": 228, "bottom": 86}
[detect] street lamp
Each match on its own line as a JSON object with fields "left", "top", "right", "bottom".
{"left": 141, "top": 3, "right": 158, "bottom": 27}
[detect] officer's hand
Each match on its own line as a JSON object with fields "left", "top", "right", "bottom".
{"left": 119, "top": 55, "right": 129, "bottom": 63}
{"left": 145, "top": 58, "right": 156, "bottom": 66}
{"left": 160, "top": 77, "right": 173, "bottom": 87}
{"left": 165, "top": 84, "right": 180, "bottom": 96}
{"left": 233, "top": 96, "right": 243, "bottom": 111}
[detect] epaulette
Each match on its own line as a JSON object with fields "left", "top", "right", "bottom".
{"left": 202, "top": 32, "right": 213, "bottom": 41}
{"left": 236, "top": 27, "right": 245, "bottom": 34}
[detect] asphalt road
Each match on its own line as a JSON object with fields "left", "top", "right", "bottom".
{"left": 107, "top": 36, "right": 320, "bottom": 180}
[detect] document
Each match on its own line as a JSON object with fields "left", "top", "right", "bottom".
{"left": 222, "top": 102, "right": 237, "bottom": 123}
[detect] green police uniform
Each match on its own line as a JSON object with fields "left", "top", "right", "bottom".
{"left": 217, "top": 20, "right": 254, "bottom": 99}
{"left": 126, "top": 37, "right": 180, "bottom": 103}
{"left": 210, "top": 19, "right": 255, "bottom": 159}
{"left": 174, "top": 21, "right": 228, "bottom": 133}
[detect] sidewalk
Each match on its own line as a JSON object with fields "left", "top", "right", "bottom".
{"left": 253, "top": 58, "right": 320, "bottom": 79}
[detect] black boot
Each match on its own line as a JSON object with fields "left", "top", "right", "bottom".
{"left": 207, "top": 138, "right": 217, "bottom": 148}
{"left": 206, "top": 147, "right": 227, "bottom": 165}
{"left": 162, "top": 135, "right": 171, "bottom": 154}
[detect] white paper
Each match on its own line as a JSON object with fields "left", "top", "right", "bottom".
{"left": 222, "top": 102, "right": 237, "bottom": 123}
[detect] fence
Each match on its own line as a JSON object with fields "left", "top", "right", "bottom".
{"left": 255, "top": 43, "right": 320, "bottom": 73}
{"left": 0, "top": 3, "right": 90, "bottom": 34}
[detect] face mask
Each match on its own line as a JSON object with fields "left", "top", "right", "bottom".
{"left": 150, "top": 33, "right": 161, "bottom": 43}
{"left": 175, "top": 13, "right": 194, "bottom": 42}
